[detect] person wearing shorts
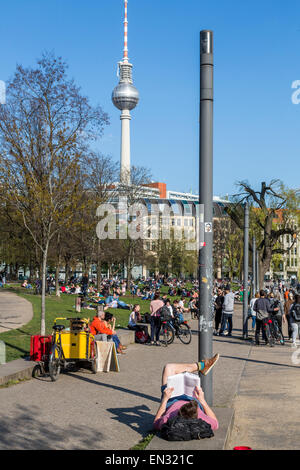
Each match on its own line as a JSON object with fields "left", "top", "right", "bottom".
{"left": 153, "top": 354, "right": 220, "bottom": 431}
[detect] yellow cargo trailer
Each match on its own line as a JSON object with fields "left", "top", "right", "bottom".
{"left": 49, "top": 317, "right": 97, "bottom": 381}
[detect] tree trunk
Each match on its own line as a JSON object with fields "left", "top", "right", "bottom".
{"left": 97, "top": 240, "right": 102, "bottom": 291}
{"left": 126, "top": 256, "right": 131, "bottom": 289}
{"left": 29, "top": 259, "right": 34, "bottom": 281}
{"left": 41, "top": 246, "right": 48, "bottom": 336}
{"left": 55, "top": 262, "right": 60, "bottom": 297}
{"left": 65, "top": 263, "right": 70, "bottom": 283}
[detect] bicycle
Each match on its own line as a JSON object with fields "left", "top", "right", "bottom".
{"left": 48, "top": 317, "right": 98, "bottom": 381}
{"left": 159, "top": 315, "right": 192, "bottom": 347}
{"left": 263, "top": 316, "right": 284, "bottom": 347}
{"left": 269, "top": 315, "right": 285, "bottom": 345}
{"left": 49, "top": 324, "right": 66, "bottom": 381}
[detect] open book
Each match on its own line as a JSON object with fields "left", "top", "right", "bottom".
{"left": 167, "top": 372, "right": 200, "bottom": 399}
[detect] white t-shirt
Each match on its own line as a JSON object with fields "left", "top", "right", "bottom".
{"left": 250, "top": 298, "right": 257, "bottom": 316}
{"left": 129, "top": 311, "right": 138, "bottom": 327}
{"left": 166, "top": 305, "right": 174, "bottom": 317}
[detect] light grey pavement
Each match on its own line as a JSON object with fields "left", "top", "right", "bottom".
{"left": 227, "top": 330, "right": 300, "bottom": 450}
{"left": 0, "top": 299, "right": 300, "bottom": 450}
{"left": 0, "top": 289, "right": 33, "bottom": 333}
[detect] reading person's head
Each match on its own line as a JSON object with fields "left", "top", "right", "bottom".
{"left": 177, "top": 400, "right": 198, "bottom": 420}
{"left": 104, "top": 312, "right": 113, "bottom": 322}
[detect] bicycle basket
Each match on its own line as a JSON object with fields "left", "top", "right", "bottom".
{"left": 69, "top": 317, "right": 89, "bottom": 332}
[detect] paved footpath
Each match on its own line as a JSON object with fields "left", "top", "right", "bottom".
{"left": 0, "top": 289, "right": 33, "bottom": 333}
{"left": 0, "top": 299, "right": 299, "bottom": 450}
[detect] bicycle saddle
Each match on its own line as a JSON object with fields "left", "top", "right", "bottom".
{"left": 52, "top": 324, "right": 65, "bottom": 332}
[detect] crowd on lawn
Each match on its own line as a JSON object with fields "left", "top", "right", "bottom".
{"left": 4, "top": 271, "right": 300, "bottom": 348}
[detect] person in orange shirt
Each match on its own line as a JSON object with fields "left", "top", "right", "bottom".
{"left": 90, "top": 311, "right": 127, "bottom": 354}
{"left": 284, "top": 289, "right": 290, "bottom": 301}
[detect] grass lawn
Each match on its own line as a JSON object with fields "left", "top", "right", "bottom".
{"left": 0, "top": 284, "right": 184, "bottom": 363}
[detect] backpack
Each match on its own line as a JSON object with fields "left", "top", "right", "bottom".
{"left": 291, "top": 304, "right": 300, "bottom": 322}
{"left": 143, "top": 313, "right": 151, "bottom": 324}
{"left": 135, "top": 330, "right": 150, "bottom": 344}
{"left": 160, "top": 415, "right": 214, "bottom": 441}
{"left": 160, "top": 306, "right": 173, "bottom": 322}
{"left": 175, "top": 312, "right": 185, "bottom": 324}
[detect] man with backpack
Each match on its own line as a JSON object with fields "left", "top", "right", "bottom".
{"left": 284, "top": 294, "right": 300, "bottom": 348}
{"left": 253, "top": 290, "right": 273, "bottom": 345}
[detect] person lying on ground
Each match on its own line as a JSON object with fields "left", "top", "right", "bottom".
{"left": 153, "top": 355, "right": 220, "bottom": 432}
{"left": 104, "top": 293, "right": 132, "bottom": 310}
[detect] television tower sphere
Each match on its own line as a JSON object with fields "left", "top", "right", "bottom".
{"left": 112, "top": 62, "right": 139, "bottom": 111}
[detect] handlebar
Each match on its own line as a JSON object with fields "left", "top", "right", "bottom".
{"left": 53, "top": 317, "right": 86, "bottom": 323}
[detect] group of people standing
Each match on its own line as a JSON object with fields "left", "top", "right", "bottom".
{"left": 213, "top": 284, "right": 300, "bottom": 346}
{"left": 148, "top": 293, "right": 187, "bottom": 346}
{"left": 249, "top": 290, "right": 300, "bottom": 347}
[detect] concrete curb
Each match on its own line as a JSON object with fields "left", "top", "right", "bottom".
{"left": 0, "top": 329, "right": 135, "bottom": 386}
{"left": 0, "top": 359, "right": 36, "bottom": 386}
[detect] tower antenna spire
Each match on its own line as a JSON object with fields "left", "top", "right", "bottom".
{"left": 123, "top": 0, "right": 128, "bottom": 62}
{"left": 112, "top": 0, "right": 139, "bottom": 185}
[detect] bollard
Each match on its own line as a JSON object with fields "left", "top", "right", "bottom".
{"left": 75, "top": 296, "right": 81, "bottom": 313}
{"left": 233, "top": 446, "right": 252, "bottom": 450}
{"left": 0, "top": 340, "right": 6, "bottom": 364}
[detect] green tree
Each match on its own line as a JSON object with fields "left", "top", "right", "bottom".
{"left": 226, "top": 180, "right": 299, "bottom": 287}
{"left": 0, "top": 53, "right": 108, "bottom": 334}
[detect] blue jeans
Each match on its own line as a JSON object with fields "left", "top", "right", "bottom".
{"left": 117, "top": 300, "right": 130, "bottom": 309}
{"left": 111, "top": 334, "right": 120, "bottom": 350}
{"left": 161, "top": 385, "right": 204, "bottom": 411}
{"left": 219, "top": 313, "right": 233, "bottom": 335}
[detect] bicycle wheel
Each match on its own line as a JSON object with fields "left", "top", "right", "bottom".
{"left": 177, "top": 323, "right": 192, "bottom": 345}
{"left": 49, "top": 345, "right": 62, "bottom": 381}
{"left": 265, "top": 323, "right": 275, "bottom": 347}
{"left": 273, "top": 321, "right": 285, "bottom": 345}
{"left": 159, "top": 324, "right": 174, "bottom": 346}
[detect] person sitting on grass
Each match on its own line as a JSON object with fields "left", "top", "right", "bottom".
{"left": 153, "top": 355, "right": 220, "bottom": 433}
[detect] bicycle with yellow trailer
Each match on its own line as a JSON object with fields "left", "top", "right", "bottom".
{"left": 48, "top": 317, "right": 98, "bottom": 381}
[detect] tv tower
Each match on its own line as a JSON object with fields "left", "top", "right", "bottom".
{"left": 112, "top": 0, "right": 139, "bottom": 185}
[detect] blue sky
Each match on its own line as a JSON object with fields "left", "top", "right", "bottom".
{"left": 1, "top": 0, "right": 300, "bottom": 197}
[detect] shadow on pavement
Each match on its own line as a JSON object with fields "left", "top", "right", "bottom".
{"left": 221, "top": 354, "right": 298, "bottom": 369}
{"left": 107, "top": 404, "right": 154, "bottom": 436}
{"left": 0, "top": 403, "right": 103, "bottom": 450}
{"left": 66, "top": 372, "right": 161, "bottom": 404}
